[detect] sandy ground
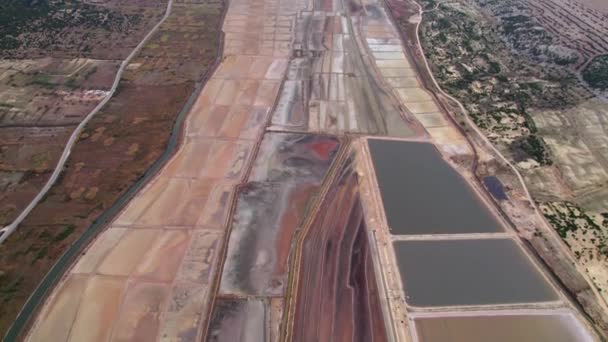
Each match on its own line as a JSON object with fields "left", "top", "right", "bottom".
{"left": 0, "top": 58, "right": 119, "bottom": 226}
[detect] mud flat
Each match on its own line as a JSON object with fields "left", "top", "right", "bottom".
{"left": 291, "top": 158, "right": 387, "bottom": 342}
{"left": 368, "top": 139, "right": 502, "bottom": 235}
{"left": 414, "top": 313, "right": 593, "bottom": 342}
{"left": 219, "top": 133, "right": 340, "bottom": 297}
{"left": 394, "top": 239, "right": 558, "bottom": 307}
{"left": 207, "top": 299, "right": 268, "bottom": 342}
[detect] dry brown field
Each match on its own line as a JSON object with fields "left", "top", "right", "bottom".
{"left": 0, "top": 0, "right": 169, "bottom": 229}
{"left": 524, "top": 0, "right": 608, "bottom": 69}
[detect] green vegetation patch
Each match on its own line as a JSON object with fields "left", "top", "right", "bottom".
{"left": 542, "top": 202, "right": 608, "bottom": 259}
{"left": 582, "top": 55, "right": 608, "bottom": 90}
{"left": 417, "top": 3, "right": 555, "bottom": 165}
{"left": 54, "top": 224, "right": 76, "bottom": 242}
{"left": 514, "top": 134, "right": 552, "bottom": 166}
{"left": 1, "top": 276, "right": 23, "bottom": 297}
{"left": 31, "top": 246, "right": 48, "bottom": 265}
{"left": 0, "top": 0, "right": 139, "bottom": 52}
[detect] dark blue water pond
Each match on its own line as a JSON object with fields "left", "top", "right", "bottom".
{"left": 368, "top": 139, "right": 503, "bottom": 235}
{"left": 483, "top": 176, "right": 508, "bottom": 201}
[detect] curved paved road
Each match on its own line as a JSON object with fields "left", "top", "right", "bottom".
{"left": 0, "top": 0, "right": 174, "bottom": 245}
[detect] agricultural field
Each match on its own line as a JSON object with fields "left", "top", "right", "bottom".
{"left": 0, "top": 0, "right": 168, "bottom": 229}
{"left": 0, "top": 0, "right": 224, "bottom": 333}
{"left": 472, "top": 0, "right": 608, "bottom": 70}
{"left": 414, "top": 0, "right": 608, "bottom": 301}
{"left": 0, "top": 58, "right": 119, "bottom": 226}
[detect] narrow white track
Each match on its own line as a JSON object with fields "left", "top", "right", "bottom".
{"left": 0, "top": 0, "right": 174, "bottom": 245}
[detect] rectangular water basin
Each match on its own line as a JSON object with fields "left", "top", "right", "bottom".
{"left": 368, "top": 139, "right": 502, "bottom": 235}
{"left": 393, "top": 239, "right": 559, "bottom": 307}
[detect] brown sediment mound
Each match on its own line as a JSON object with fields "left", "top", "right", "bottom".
{"left": 292, "top": 159, "right": 387, "bottom": 342}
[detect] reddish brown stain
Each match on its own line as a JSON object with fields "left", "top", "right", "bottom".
{"left": 292, "top": 163, "right": 388, "bottom": 342}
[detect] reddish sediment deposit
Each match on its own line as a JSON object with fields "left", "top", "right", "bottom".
{"left": 292, "top": 160, "right": 387, "bottom": 342}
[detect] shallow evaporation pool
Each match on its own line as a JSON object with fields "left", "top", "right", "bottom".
{"left": 367, "top": 139, "right": 503, "bottom": 235}
{"left": 208, "top": 298, "right": 267, "bottom": 342}
{"left": 393, "top": 239, "right": 559, "bottom": 307}
{"left": 414, "top": 313, "right": 594, "bottom": 342}
{"left": 483, "top": 175, "right": 508, "bottom": 201}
